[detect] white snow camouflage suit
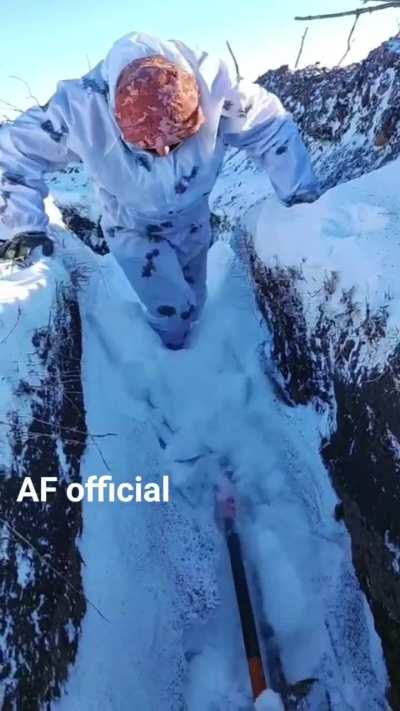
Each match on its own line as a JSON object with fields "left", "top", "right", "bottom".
{"left": 0, "top": 32, "right": 319, "bottom": 347}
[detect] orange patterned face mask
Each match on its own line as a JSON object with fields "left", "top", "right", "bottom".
{"left": 114, "top": 55, "right": 205, "bottom": 156}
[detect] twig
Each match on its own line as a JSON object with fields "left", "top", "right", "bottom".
{"left": 0, "top": 97, "right": 23, "bottom": 113}
{"left": 0, "top": 306, "right": 22, "bottom": 345}
{"left": 0, "top": 417, "right": 118, "bottom": 439}
{"left": 295, "top": 2, "right": 400, "bottom": 21}
{"left": 338, "top": 12, "right": 361, "bottom": 65}
{"left": 295, "top": 25, "right": 309, "bottom": 68}
{"left": 59, "top": 386, "right": 112, "bottom": 471}
{"left": 30, "top": 416, "right": 116, "bottom": 438}
{"left": 0, "top": 429, "right": 86, "bottom": 446}
{"left": 0, "top": 419, "right": 116, "bottom": 442}
{"left": 0, "top": 515, "right": 110, "bottom": 623}
{"left": 226, "top": 40, "right": 243, "bottom": 83}
{"left": 9, "top": 75, "right": 41, "bottom": 107}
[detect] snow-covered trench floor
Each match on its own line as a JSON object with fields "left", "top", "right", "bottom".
{"left": 50, "top": 228, "right": 388, "bottom": 711}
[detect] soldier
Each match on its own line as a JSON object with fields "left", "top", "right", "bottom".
{"left": 0, "top": 32, "right": 319, "bottom": 349}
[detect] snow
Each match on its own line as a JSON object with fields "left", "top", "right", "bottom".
{"left": 33, "top": 223, "right": 384, "bottom": 708}
{"left": 388, "top": 38, "right": 400, "bottom": 55}
{"left": 385, "top": 530, "right": 400, "bottom": 575}
{"left": 15, "top": 551, "right": 32, "bottom": 587}
{"left": 210, "top": 149, "right": 273, "bottom": 238}
{"left": 255, "top": 689, "right": 284, "bottom": 711}
{"left": 0, "top": 152, "right": 394, "bottom": 710}
{"left": 0, "top": 257, "right": 63, "bottom": 478}
{"left": 247, "top": 158, "right": 400, "bottom": 374}
{"left": 46, "top": 163, "right": 100, "bottom": 224}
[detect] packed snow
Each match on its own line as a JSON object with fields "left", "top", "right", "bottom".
{"left": 255, "top": 689, "right": 284, "bottom": 711}
{"left": 2, "top": 156, "right": 398, "bottom": 709}
{"left": 1, "top": 188, "right": 389, "bottom": 709}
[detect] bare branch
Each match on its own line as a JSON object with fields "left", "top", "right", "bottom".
{"left": 0, "top": 515, "right": 110, "bottom": 623}
{"left": 0, "top": 305, "right": 22, "bottom": 345}
{"left": 295, "top": 2, "right": 400, "bottom": 21}
{"left": 338, "top": 13, "right": 361, "bottom": 65}
{"left": 0, "top": 97, "right": 24, "bottom": 114}
{"left": 226, "top": 40, "right": 243, "bottom": 83}
{"left": 9, "top": 75, "right": 41, "bottom": 107}
{"left": 295, "top": 25, "right": 309, "bottom": 68}
{"left": 0, "top": 419, "right": 116, "bottom": 440}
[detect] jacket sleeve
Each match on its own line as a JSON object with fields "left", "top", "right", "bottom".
{"left": 221, "top": 80, "right": 320, "bottom": 206}
{"left": 0, "top": 86, "right": 77, "bottom": 238}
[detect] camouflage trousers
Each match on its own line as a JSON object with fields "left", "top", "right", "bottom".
{"left": 105, "top": 218, "right": 210, "bottom": 348}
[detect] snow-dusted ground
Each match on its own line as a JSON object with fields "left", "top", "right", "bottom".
{"left": 247, "top": 158, "right": 400, "bottom": 378}
{"left": 1, "top": 190, "right": 389, "bottom": 708}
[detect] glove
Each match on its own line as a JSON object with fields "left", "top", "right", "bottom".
{"left": 0, "top": 231, "right": 54, "bottom": 263}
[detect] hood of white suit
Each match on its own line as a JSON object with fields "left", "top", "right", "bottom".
{"left": 101, "top": 32, "right": 197, "bottom": 110}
